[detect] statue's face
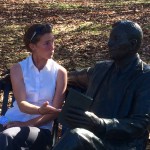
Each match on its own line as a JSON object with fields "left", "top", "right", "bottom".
{"left": 108, "top": 26, "right": 132, "bottom": 60}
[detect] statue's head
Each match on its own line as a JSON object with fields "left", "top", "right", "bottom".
{"left": 108, "top": 20, "right": 143, "bottom": 60}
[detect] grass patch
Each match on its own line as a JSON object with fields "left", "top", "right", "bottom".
{"left": 54, "top": 22, "right": 111, "bottom": 37}
{"left": 127, "top": 0, "right": 150, "bottom": 3}
{"left": 75, "top": 23, "right": 111, "bottom": 36}
{"left": 44, "top": 2, "right": 86, "bottom": 11}
{"left": 3, "top": 25, "right": 22, "bottom": 29}
{"left": 143, "top": 25, "right": 150, "bottom": 30}
{"left": 105, "top": 0, "right": 150, "bottom": 7}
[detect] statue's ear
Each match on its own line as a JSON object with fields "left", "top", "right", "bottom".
{"left": 130, "top": 39, "right": 137, "bottom": 51}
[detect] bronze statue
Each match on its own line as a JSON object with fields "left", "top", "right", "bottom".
{"left": 53, "top": 20, "right": 150, "bottom": 150}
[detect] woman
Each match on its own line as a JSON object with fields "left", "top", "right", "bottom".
{"left": 0, "top": 23, "right": 67, "bottom": 150}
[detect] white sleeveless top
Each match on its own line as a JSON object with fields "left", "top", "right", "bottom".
{"left": 5, "top": 55, "right": 60, "bottom": 130}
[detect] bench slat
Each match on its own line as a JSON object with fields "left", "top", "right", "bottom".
{"left": 1, "top": 83, "right": 12, "bottom": 115}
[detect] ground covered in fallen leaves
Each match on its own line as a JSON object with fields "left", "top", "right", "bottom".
{"left": 0, "top": 0, "right": 150, "bottom": 75}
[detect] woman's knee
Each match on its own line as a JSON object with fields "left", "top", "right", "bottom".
{"left": 0, "top": 127, "right": 31, "bottom": 149}
{"left": 0, "top": 132, "right": 14, "bottom": 150}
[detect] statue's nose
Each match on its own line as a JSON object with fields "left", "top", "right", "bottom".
{"left": 107, "top": 40, "right": 114, "bottom": 48}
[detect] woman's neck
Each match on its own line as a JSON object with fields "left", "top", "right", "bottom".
{"left": 32, "top": 55, "right": 48, "bottom": 71}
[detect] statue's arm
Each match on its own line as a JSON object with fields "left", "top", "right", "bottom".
{"left": 68, "top": 67, "right": 94, "bottom": 91}
{"left": 66, "top": 73, "right": 150, "bottom": 140}
{"left": 67, "top": 60, "right": 112, "bottom": 91}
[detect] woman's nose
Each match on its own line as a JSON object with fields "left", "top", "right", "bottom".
{"left": 49, "top": 43, "right": 54, "bottom": 50}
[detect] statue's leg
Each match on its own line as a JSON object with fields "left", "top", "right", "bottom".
{"left": 53, "top": 128, "right": 106, "bottom": 150}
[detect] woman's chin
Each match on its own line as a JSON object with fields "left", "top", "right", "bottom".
{"left": 47, "top": 54, "right": 53, "bottom": 59}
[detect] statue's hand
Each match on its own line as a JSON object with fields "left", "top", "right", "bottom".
{"left": 66, "top": 107, "right": 101, "bottom": 132}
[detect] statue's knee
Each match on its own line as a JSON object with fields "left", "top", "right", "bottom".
{"left": 53, "top": 128, "right": 83, "bottom": 150}
{"left": 53, "top": 128, "right": 105, "bottom": 150}
{"left": 70, "top": 128, "right": 105, "bottom": 150}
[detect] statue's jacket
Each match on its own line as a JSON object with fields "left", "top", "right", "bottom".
{"left": 68, "top": 54, "right": 150, "bottom": 149}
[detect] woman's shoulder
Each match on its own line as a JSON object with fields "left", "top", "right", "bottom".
{"left": 11, "top": 56, "right": 30, "bottom": 71}
{"left": 50, "top": 59, "right": 67, "bottom": 73}
{"left": 10, "top": 63, "right": 22, "bottom": 80}
{"left": 58, "top": 65, "right": 67, "bottom": 74}
{"left": 18, "top": 56, "right": 31, "bottom": 66}
{"left": 10, "top": 63, "right": 21, "bottom": 73}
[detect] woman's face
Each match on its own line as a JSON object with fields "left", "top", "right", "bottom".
{"left": 31, "top": 33, "right": 55, "bottom": 60}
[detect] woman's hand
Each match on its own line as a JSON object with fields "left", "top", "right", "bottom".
{"left": 4, "top": 121, "right": 28, "bottom": 128}
{"left": 38, "top": 101, "right": 61, "bottom": 115}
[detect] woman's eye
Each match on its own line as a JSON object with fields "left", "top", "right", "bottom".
{"left": 44, "top": 42, "right": 49, "bottom": 45}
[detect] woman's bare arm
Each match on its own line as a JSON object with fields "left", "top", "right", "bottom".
{"left": 10, "top": 63, "right": 41, "bottom": 114}
{"left": 9, "top": 64, "right": 67, "bottom": 127}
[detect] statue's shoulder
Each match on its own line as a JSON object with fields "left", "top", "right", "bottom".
{"left": 142, "top": 61, "right": 150, "bottom": 73}
{"left": 89, "top": 60, "right": 114, "bottom": 75}
{"left": 137, "top": 61, "right": 150, "bottom": 83}
{"left": 95, "top": 60, "right": 114, "bottom": 69}
{"left": 136, "top": 62, "right": 150, "bottom": 87}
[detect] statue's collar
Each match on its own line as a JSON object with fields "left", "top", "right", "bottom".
{"left": 114, "top": 53, "right": 140, "bottom": 73}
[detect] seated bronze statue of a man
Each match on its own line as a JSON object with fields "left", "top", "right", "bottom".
{"left": 53, "top": 20, "right": 150, "bottom": 150}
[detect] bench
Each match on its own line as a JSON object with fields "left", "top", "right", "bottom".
{"left": 0, "top": 72, "right": 150, "bottom": 149}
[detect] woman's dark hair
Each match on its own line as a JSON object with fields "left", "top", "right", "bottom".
{"left": 23, "top": 24, "right": 52, "bottom": 52}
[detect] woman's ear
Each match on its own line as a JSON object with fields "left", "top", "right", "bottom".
{"left": 29, "top": 43, "right": 35, "bottom": 52}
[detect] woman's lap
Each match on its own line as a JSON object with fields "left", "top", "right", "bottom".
{"left": 0, "top": 126, "right": 52, "bottom": 150}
